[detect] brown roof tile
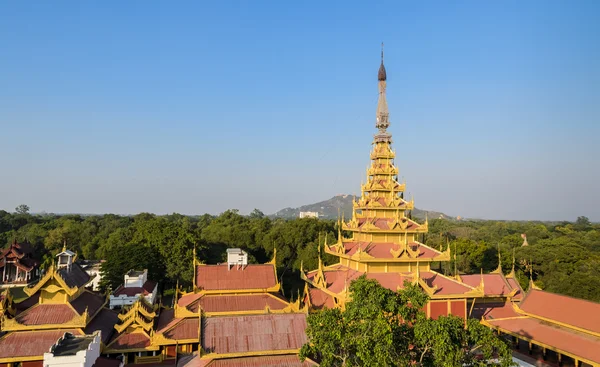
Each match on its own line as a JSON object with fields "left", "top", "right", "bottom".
{"left": 70, "top": 291, "right": 105, "bottom": 317}
{"left": 202, "top": 314, "right": 307, "bottom": 354}
{"left": 85, "top": 308, "right": 119, "bottom": 344}
{"left": 156, "top": 308, "right": 179, "bottom": 333}
{"left": 194, "top": 294, "right": 289, "bottom": 313}
{"left": 203, "top": 355, "right": 317, "bottom": 367}
{"left": 0, "top": 329, "right": 82, "bottom": 359}
{"left": 196, "top": 264, "right": 277, "bottom": 291}
{"left": 163, "top": 318, "right": 200, "bottom": 340}
{"left": 15, "top": 304, "right": 78, "bottom": 325}
{"left": 520, "top": 289, "right": 600, "bottom": 334}
{"left": 113, "top": 280, "right": 157, "bottom": 297}
{"left": 108, "top": 332, "right": 151, "bottom": 350}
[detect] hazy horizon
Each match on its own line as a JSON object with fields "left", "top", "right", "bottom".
{"left": 1, "top": 1, "right": 599, "bottom": 221}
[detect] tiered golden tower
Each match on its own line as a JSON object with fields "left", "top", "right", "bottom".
{"left": 302, "top": 47, "right": 497, "bottom": 318}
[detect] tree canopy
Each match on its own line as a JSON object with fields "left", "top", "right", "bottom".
{"left": 300, "top": 276, "right": 514, "bottom": 367}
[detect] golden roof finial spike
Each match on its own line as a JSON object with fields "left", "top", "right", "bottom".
{"left": 512, "top": 248, "right": 516, "bottom": 273}
{"left": 62, "top": 240, "right": 67, "bottom": 253}
{"left": 480, "top": 268, "right": 485, "bottom": 289}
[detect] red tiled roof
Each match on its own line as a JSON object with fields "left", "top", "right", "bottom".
{"left": 506, "top": 278, "right": 523, "bottom": 300}
{"left": 196, "top": 264, "right": 277, "bottom": 291}
{"left": 202, "top": 314, "right": 307, "bottom": 354}
{"left": 156, "top": 308, "right": 181, "bottom": 334}
{"left": 0, "top": 329, "right": 82, "bottom": 359}
{"left": 307, "top": 288, "right": 335, "bottom": 309}
{"left": 479, "top": 302, "right": 520, "bottom": 320}
{"left": 307, "top": 265, "right": 362, "bottom": 293}
{"left": 308, "top": 266, "right": 473, "bottom": 296}
{"left": 487, "top": 317, "right": 600, "bottom": 364}
{"left": 113, "top": 280, "right": 156, "bottom": 297}
{"left": 108, "top": 332, "right": 151, "bottom": 350}
{"left": 15, "top": 303, "right": 78, "bottom": 325}
{"left": 461, "top": 273, "right": 514, "bottom": 296}
{"left": 419, "top": 272, "right": 474, "bottom": 296}
{"left": 340, "top": 241, "right": 441, "bottom": 260}
{"left": 193, "top": 294, "right": 289, "bottom": 313}
{"left": 520, "top": 289, "right": 600, "bottom": 334}
{"left": 178, "top": 293, "right": 203, "bottom": 310}
{"left": 70, "top": 291, "right": 105, "bottom": 317}
{"left": 203, "top": 355, "right": 317, "bottom": 367}
{"left": 366, "top": 272, "right": 413, "bottom": 291}
{"left": 85, "top": 308, "right": 119, "bottom": 344}
{"left": 163, "top": 318, "right": 200, "bottom": 340}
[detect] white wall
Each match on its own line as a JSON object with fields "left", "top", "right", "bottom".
{"left": 43, "top": 332, "right": 101, "bottom": 367}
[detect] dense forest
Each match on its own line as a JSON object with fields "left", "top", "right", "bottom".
{"left": 1, "top": 205, "right": 599, "bottom": 302}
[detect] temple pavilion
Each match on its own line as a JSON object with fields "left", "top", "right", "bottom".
{"left": 301, "top": 48, "right": 523, "bottom": 320}
{"left": 0, "top": 247, "right": 119, "bottom": 367}
{"left": 0, "top": 241, "right": 39, "bottom": 286}
{"left": 178, "top": 248, "right": 316, "bottom": 367}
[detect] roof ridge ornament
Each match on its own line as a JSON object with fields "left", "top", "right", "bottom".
{"left": 375, "top": 43, "right": 391, "bottom": 143}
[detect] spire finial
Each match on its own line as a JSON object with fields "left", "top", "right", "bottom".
{"left": 381, "top": 42, "right": 384, "bottom": 63}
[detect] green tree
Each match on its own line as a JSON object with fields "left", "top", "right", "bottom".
{"left": 301, "top": 276, "right": 513, "bottom": 367}
{"left": 15, "top": 204, "right": 30, "bottom": 215}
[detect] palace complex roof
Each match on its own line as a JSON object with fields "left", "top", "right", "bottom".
{"left": 14, "top": 303, "right": 78, "bottom": 325}
{"left": 178, "top": 293, "right": 290, "bottom": 314}
{"left": 483, "top": 289, "right": 600, "bottom": 366}
{"left": 113, "top": 279, "right": 157, "bottom": 296}
{"left": 461, "top": 273, "right": 523, "bottom": 299}
{"left": 84, "top": 308, "right": 119, "bottom": 344}
{"left": 0, "top": 329, "right": 83, "bottom": 360}
{"left": 0, "top": 241, "right": 38, "bottom": 271}
{"left": 202, "top": 313, "right": 307, "bottom": 356}
{"left": 57, "top": 263, "right": 92, "bottom": 288}
{"left": 188, "top": 355, "right": 317, "bottom": 367}
{"left": 330, "top": 241, "right": 444, "bottom": 261}
{"left": 195, "top": 264, "right": 278, "bottom": 291}
{"left": 305, "top": 264, "right": 478, "bottom": 298}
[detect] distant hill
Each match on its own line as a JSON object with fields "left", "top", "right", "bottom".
{"left": 271, "top": 195, "right": 452, "bottom": 220}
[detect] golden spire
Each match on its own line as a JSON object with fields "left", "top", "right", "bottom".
{"left": 479, "top": 268, "right": 485, "bottom": 289}
{"left": 492, "top": 244, "right": 503, "bottom": 274}
{"left": 375, "top": 43, "right": 391, "bottom": 143}
{"left": 62, "top": 240, "right": 67, "bottom": 253}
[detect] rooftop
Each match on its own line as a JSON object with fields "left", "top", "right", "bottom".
{"left": 51, "top": 332, "right": 96, "bottom": 357}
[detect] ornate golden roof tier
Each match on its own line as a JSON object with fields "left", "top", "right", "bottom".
{"left": 326, "top": 239, "right": 450, "bottom": 264}
{"left": 361, "top": 178, "right": 405, "bottom": 193}
{"left": 353, "top": 195, "right": 413, "bottom": 211}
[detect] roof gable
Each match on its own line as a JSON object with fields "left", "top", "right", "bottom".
{"left": 195, "top": 264, "right": 278, "bottom": 292}
{"left": 520, "top": 289, "right": 600, "bottom": 335}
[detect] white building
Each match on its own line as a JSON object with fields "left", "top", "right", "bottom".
{"left": 299, "top": 211, "right": 319, "bottom": 219}
{"left": 109, "top": 269, "right": 157, "bottom": 309}
{"left": 43, "top": 331, "right": 103, "bottom": 367}
{"left": 80, "top": 260, "right": 103, "bottom": 292}
{"left": 226, "top": 248, "right": 248, "bottom": 270}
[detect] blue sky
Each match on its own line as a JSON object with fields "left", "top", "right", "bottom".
{"left": 1, "top": 1, "right": 599, "bottom": 221}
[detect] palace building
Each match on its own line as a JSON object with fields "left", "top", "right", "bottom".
{"left": 0, "top": 247, "right": 119, "bottom": 367}
{"left": 301, "top": 48, "right": 523, "bottom": 320}
{"left": 0, "top": 241, "right": 39, "bottom": 286}
{"left": 178, "top": 248, "right": 315, "bottom": 367}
